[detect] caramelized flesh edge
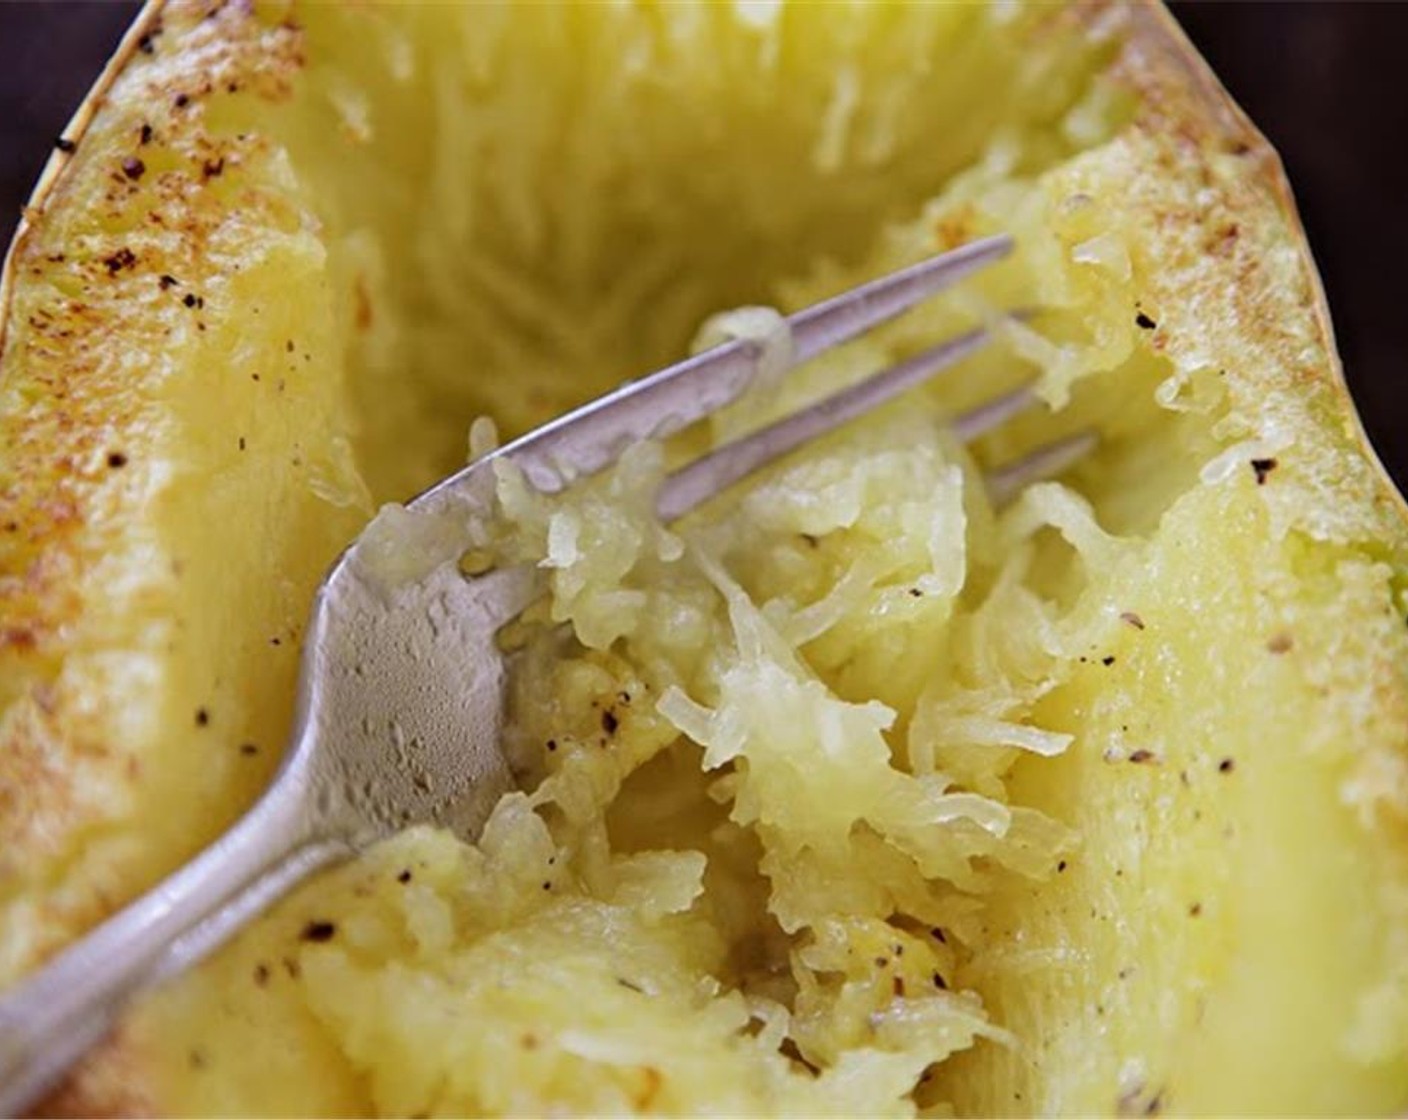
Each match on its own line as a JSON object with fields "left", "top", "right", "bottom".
{"left": 1, "top": 2, "right": 1406, "bottom": 1115}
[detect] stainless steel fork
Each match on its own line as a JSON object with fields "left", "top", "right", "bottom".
{"left": 0, "top": 234, "right": 1093, "bottom": 1114}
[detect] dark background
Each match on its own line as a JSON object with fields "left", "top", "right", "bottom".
{"left": 2, "top": 3, "right": 1405, "bottom": 487}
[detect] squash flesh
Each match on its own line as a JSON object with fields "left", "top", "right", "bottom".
{"left": 1, "top": 2, "right": 1407, "bottom": 1116}
{"left": 0, "top": 7, "right": 367, "bottom": 983}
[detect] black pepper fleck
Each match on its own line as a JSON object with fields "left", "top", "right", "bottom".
{"left": 140, "top": 123, "right": 154, "bottom": 145}
{"left": 1129, "top": 749, "right": 1154, "bottom": 764}
{"left": 1135, "top": 311, "right": 1157, "bottom": 330}
{"left": 106, "top": 451, "right": 128, "bottom": 469}
{"left": 239, "top": 743, "right": 258, "bottom": 756}
{"left": 300, "top": 920, "right": 336, "bottom": 943}
{"left": 601, "top": 709, "right": 619, "bottom": 734}
{"left": 121, "top": 157, "right": 146, "bottom": 181}
{"left": 195, "top": 707, "right": 210, "bottom": 727}
{"left": 174, "top": 93, "right": 190, "bottom": 109}
{"left": 1218, "top": 757, "right": 1235, "bottom": 774}
{"left": 932, "top": 971, "right": 948, "bottom": 990}
{"left": 1101, "top": 655, "right": 1116, "bottom": 667}
{"left": 397, "top": 869, "right": 412, "bottom": 884}
{"left": 103, "top": 247, "right": 137, "bottom": 274}
{"left": 1251, "top": 458, "right": 1278, "bottom": 485}
{"left": 159, "top": 274, "right": 179, "bottom": 289}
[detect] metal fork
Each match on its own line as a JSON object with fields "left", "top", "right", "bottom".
{"left": 0, "top": 234, "right": 1093, "bottom": 1113}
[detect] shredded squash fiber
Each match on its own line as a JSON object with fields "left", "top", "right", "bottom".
{"left": 7, "top": 2, "right": 1408, "bottom": 1116}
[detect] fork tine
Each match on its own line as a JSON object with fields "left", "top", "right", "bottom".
{"left": 658, "top": 323, "right": 997, "bottom": 520}
{"left": 787, "top": 234, "right": 1013, "bottom": 363}
{"left": 473, "top": 237, "right": 1014, "bottom": 497}
{"left": 985, "top": 430, "right": 1098, "bottom": 505}
{"left": 657, "top": 318, "right": 1093, "bottom": 521}
{"left": 950, "top": 382, "right": 1039, "bottom": 442}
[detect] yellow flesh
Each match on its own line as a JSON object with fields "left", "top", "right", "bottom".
{"left": 3, "top": 2, "right": 1408, "bottom": 1116}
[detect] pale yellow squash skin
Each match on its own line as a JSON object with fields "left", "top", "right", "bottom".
{"left": 1, "top": 1, "right": 1406, "bottom": 1116}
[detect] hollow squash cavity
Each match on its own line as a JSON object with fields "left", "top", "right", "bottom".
{"left": 2, "top": 2, "right": 1407, "bottom": 1117}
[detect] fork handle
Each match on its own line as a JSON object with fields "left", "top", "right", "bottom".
{"left": 0, "top": 778, "right": 351, "bottom": 1117}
